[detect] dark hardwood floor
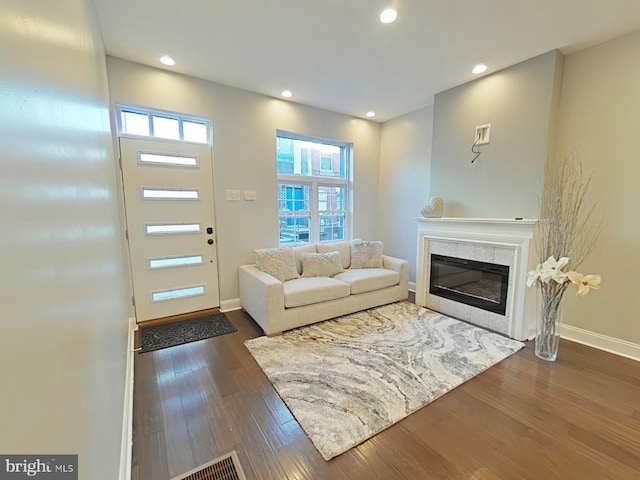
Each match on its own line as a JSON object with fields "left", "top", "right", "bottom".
{"left": 132, "top": 305, "right": 640, "bottom": 480}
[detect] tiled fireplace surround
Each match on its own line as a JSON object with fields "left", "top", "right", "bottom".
{"left": 416, "top": 218, "right": 538, "bottom": 341}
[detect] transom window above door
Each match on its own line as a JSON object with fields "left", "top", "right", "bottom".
{"left": 116, "top": 104, "right": 211, "bottom": 144}
{"left": 276, "top": 131, "right": 352, "bottom": 245}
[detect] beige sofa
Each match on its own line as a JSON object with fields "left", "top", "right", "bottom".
{"left": 239, "top": 240, "right": 408, "bottom": 335}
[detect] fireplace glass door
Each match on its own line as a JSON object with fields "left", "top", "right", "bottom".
{"left": 429, "top": 254, "right": 509, "bottom": 315}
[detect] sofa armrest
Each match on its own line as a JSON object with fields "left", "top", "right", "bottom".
{"left": 239, "top": 264, "right": 285, "bottom": 335}
{"left": 383, "top": 255, "right": 409, "bottom": 292}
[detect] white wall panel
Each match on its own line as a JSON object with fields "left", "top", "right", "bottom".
{"left": 0, "top": 1, "right": 129, "bottom": 479}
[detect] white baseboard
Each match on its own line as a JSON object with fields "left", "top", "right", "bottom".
{"left": 119, "top": 317, "right": 136, "bottom": 480}
{"left": 560, "top": 324, "right": 640, "bottom": 362}
{"left": 220, "top": 298, "right": 241, "bottom": 312}
{"left": 408, "top": 281, "right": 416, "bottom": 293}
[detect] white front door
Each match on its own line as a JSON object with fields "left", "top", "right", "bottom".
{"left": 119, "top": 137, "right": 220, "bottom": 322}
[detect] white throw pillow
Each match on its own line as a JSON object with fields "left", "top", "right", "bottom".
{"left": 350, "top": 240, "right": 383, "bottom": 269}
{"left": 300, "top": 252, "right": 345, "bottom": 277}
{"left": 292, "top": 244, "right": 317, "bottom": 275}
{"left": 317, "top": 238, "right": 360, "bottom": 269}
{"left": 255, "top": 246, "right": 299, "bottom": 282}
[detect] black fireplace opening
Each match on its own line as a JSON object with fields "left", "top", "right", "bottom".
{"left": 429, "top": 254, "right": 509, "bottom": 315}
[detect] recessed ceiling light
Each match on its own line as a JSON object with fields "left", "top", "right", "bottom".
{"left": 160, "top": 56, "right": 175, "bottom": 66}
{"left": 379, "top": 8, "right": 397, "bottom": 24}
{"left": 281, "top": 90, "right": 293, "bottom": 98}
{"left": 472, "top": 63, "right": 488, "bottom": 74}
{"left": 366, "top": 111, "right": 376, "bottom": 118}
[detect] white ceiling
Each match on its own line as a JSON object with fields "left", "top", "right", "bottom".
{"left": 93, "top": 0, "right": 640, "bottom": 122}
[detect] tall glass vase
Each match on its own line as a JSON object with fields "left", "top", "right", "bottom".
{"left": 535, "top": 291, "right": 565, "bottom": 361}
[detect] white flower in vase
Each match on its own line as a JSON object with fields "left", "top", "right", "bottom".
{"left": 539, "top": 256, "right": 570, "bottom": 284}
{"left": 526, "top": 264, "right": 543, "bottom": 287}
{"left": 567, "top": 271, "right": 602, "bottom": 297}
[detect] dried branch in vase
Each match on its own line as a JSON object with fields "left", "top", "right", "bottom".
{"left": 527, "top": 152, "right": 603, "bottom": 360}
{"left": 537, "top": 151, "right": 602, "bottom": 270}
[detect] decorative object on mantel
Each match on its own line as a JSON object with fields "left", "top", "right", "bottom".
{"left": 420, "top": 196, "right": 443, "bottom": 218}
{"left": 526, "top": 152, "right": 602, "bottom": 361}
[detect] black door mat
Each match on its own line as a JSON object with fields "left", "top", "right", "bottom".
{"left": 139, "top": 312, "right": 237, "bottom": 353}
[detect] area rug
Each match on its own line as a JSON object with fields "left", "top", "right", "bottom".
{"left": 244, "top": 302, "right": 524, "bottom": 460}
{"left": 140, "top": 312, "right": 236, "bottom": 353}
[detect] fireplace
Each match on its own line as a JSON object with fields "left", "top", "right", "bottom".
{"left": 416, "top": 217, "right": 538, "bottom": 340}
{"left": 429, "top": 254, "right": 509, "bottom": 315}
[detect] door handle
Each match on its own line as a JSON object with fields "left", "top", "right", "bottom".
{"left": 207, "top": 239, "right": 214, "bottom": 245}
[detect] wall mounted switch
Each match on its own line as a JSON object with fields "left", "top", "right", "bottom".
{"left": 225, "top": 189, "right": 241, "bottom": 201}
{"left": 243, "top": 190, "right": 256, "bottom": 201}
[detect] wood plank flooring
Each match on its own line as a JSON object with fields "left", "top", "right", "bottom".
{"left": 131, "top": 305, "right": 640, "bottom": 480}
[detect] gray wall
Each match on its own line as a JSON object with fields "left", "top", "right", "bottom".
{"left": 555, "top": 30, "right": 640, "bottom": 344}
{"left": 0, "top": 1, "right": 129, "bottom": 478}
{"left": 379, "top": 42, "right": 638, "bottom": 347}
{"left": 429, "top": 50, "right": 564, "bottom": 219}
{"left": 379, "top": 106, "right": 434, "bottom": 284}
{"left": 106, "top": 57, "right": 381, "bottom": 305}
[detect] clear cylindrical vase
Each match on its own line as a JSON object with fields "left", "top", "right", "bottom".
{"left": 535, "top": 292, "right": 564, "bottom": 361}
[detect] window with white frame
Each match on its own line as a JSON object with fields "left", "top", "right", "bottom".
{"left": 116, "top": 104, "right": 211, "bottom": 144}
{"left": 277, "top": 131, "right": 351, "bottom": 245}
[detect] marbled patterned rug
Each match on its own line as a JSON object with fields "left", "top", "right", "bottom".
{"left": 244, "top": 302, "right": 524, "bottom": 460}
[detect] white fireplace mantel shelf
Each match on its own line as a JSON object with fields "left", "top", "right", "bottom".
{"left": 416, "top": 217, "right": 538, "bottom": 340}
{"left": 416, "top": 217, "right": 537, "bottom": 237}
{"left": 417, "top": 217, "right": 537, "bottom": 224}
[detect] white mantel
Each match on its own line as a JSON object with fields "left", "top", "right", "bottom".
{"left": 416, "top": 217, "right": 538, "bottom": 340}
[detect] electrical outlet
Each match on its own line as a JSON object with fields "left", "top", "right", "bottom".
{"left": 475, "top": 124, "right": 491, "bottom": 145}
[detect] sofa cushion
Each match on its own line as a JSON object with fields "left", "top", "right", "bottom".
{"left": 317, "top": 239, "right": 356, "bottom": 269}
{"left": 350, "top": 240, "right": 384, "bottom": 268}
{"left": 334, "top": 268, "right": 400, "bottom": 295}
{"left": 292, "top": 244, "right": 317, "bottom": 275}
{"left": 284, "top": 277, "right": 351, "bottom": 308}
{"left": 255, "top": 246, "right": 299, "bottom": 282}
{"left": 300, "top": 251, "right": 344, "bottom": 277}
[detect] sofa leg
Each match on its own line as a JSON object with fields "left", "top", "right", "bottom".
{"left": 267, "top": 332, "right": 283, "bottom": 338}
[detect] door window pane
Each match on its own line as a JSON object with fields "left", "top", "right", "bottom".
{"left": 152, "top": 116, "right": 180, "bottom": 140}
{"left": 117, "top": 105, "right": 211, "bottom": 144}
{"left": 139, "top": 153, "right": 198, "bottom": 167}
{"left": 148, "top": 255, "right": 203, "bottom": 269}
{"left": 142, "top": 188, "right": 199, "bottom": 200}
{"left": 121, "top": 111, "right": 150, "bottom": 136}
{"left": 183, "top": 121, "right": 208, "bottom": 143}
{"left": 145, "top": 223, "right": 201, "bottom": 235}
{"left": 151, "top": 285, "right": 205, "bottom": 302}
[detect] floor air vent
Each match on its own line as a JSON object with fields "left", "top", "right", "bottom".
{"left": 171, "top": 451, "right": 246, "bottom": 480}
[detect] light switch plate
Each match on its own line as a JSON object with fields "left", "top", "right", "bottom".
{"left": 243, "top": 190, "right": 256, "bottom": 201}
{"left": 225, "top": 189, "right": 241, "bottom": 201}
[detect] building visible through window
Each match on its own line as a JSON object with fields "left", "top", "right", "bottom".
{"left": 276, "top": 132, "right": 351, "bottom": 245}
